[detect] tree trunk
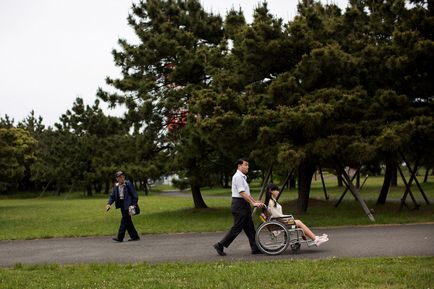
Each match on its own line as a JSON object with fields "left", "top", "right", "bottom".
{"left": 377, "top": 161, "right": 395, "bottom": 204}
{"left": 55, "top": 186, "right": 61, "bottom": 196}
{"left": 86, "top": 184, "right": 92, "bottom": 197}
{"left": 356, "top": 169, "right": 360, "bottom": 188}
{"left": 38, "top": 180, "right": 52, "bottom": 198}
{"left": 220, "top": 172, "right": 230, "bottom": 188}
{"left": 221, "top": 172, "right": 230, "bottom": 188}
{"left": 143, "top": 180, "right": 149, "bottom": 196}
{"left": 104, "top": 179, "right": 110, "bottom": 194}
{"left": 289, "top": 175, "right": 296, "bottom": 189}
{"left": 391, "top": 165, "right": 398, "bottom": 186}
{"left": 337, "top": 173, "right": 343, "bottom": 187}
{"left": 94, "top": 181, "right": 102, "bottom": 194}
{"left": 191, "top": 184, "right": 208, "bottom": 209}
{"left": 296, "top": 162, "right": 316, "bottom": 214}
{"left": 423, "top": 167, "right": 430, "bottom": 183}
{"left": 225, "top": 172, "right": 230, "bottom": 187}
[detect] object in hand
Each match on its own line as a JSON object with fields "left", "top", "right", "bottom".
{"left": 128, "top": 205, "right": 136, "bottom": 216}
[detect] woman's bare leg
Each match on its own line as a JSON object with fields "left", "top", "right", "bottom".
{"left": 294, "top": 220, "right": 316, "bottom": 240}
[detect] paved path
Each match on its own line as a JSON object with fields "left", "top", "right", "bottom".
{"left": 0, "top": 224, "right": 433, "bottom": 267}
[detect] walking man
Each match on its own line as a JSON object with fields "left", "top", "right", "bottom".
{"left": 106, "top": 171, "right": 140, "bottom": 242}
{"left": 213, "top": 158, "right": 264, "bottom": 255}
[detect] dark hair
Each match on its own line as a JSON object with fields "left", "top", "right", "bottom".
{"left": 264, "top": 183, "right": 279, "bottom": 208}
{"left": 235, "top": 158, "right": 248, "bottom": 168}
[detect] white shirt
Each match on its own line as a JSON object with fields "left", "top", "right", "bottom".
{"left": 231, "top": 170, "right": 250, "bottom": 198}
{"left": 118, "top": 184, "right": 125, "bottom": 200}
{"left": 268, "top": 198, "right": 293, "bottom": 219}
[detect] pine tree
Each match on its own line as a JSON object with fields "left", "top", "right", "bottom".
{"left": 98, "top": 0, "right": 224, "bottom": 208}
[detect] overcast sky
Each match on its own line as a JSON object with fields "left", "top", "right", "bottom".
{"left": 0, "top": 0, "right": 348, "bottom": 127}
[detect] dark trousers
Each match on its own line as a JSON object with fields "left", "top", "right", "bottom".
{"left": 220, "top": 198, "right": 258, "bottom": 251}
{"left": 117, "top": 208, "right": 139, "bottom": 240}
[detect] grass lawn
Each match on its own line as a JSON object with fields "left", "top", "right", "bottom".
{"left": 0, "top": 175, "right": 432, "bottom": 240}
{"left": 0, "top": 175, "right": 432, "bottom": 288}
{"left": 0, "top": 193, "right": 432, "bottom": 240}
{"left": 0, "top": 257, "right": 432, "bottom": 288}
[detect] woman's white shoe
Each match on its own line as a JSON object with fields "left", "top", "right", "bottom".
{"left": 314, "top": 236, "right": 329, "bottom": 247}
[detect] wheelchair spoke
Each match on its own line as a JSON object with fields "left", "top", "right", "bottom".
{"left": 255, "top": 221, "right": 290, "bottom": 255}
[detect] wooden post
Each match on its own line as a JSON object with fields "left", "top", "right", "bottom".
{"left": 334, "top": 168, "right": 359, "bottom": 207}
{"left": 397, "top": 165, "right": 420, "bottom": 210}
{"left": 319, "top": 165, "right": 329, "bottom": 200}
{"left": 276, "top": 168, "right": 295, "bottom": 202}
{"left": 360, "top": 174, "right": 369, "bottom": 190}
{"left": 257, "top": 165, "right": 273, "bottom": 201}
{"left": 252, "top": 165, "right": 273, "bottom": 217}
{"left": 399, "top": 153, "right": 430, "bottom": 205}
{"left": 337, "top": 165, "right": 375, "bottom": 222}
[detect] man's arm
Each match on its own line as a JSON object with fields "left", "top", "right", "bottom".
{"left": 240, "top": 191, "right": 263, "bottom": 207}
{"left": 126, "top": 181, "right": 139, "bottom": 204}
{"left": 106, "top": 187, "right": 116, "bottom": 211}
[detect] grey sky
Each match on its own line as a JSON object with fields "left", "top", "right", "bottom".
{"left": 0, "top": 0, "right": 348, "bottom": 127}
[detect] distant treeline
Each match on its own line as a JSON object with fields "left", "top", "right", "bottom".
{"left": 1, "top": 0, "right": 433, "bottom": 213}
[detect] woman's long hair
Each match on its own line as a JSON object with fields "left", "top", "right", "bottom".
{"left": 264, "top": 183, "right": 279, "bottom": 208}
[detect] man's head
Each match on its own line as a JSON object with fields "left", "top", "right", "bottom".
{"left": 236, "top": 158, "right": 249, "bottom": 174}
{"left": 115, "top": 171, "right": 125, "bottom": 184}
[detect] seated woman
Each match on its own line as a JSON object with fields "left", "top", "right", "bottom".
{"left": 264, "top": 183, "right": 329, "bottom": 247}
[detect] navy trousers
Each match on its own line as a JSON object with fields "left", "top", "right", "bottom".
{"left": 220, "top": 197, "right": 258, "bottom": 251}
{"left": 117, "top": 207, "right": 139, "bottom": 240}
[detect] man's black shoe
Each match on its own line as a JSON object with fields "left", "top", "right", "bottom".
{"left": 251, "top": 249, "right": 263, "bottom": 255}
{"left": 213, "top": 243, "right": 226, "bottom": 256}
{"left": 112, "top": 238, "right": 123, "bottom": 242}
{"left": 127, "top": 237, "right": 140, "bottom": 242}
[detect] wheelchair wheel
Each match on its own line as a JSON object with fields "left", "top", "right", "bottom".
{"left": 290, "top": 242, "right": 301, "bottom": 252}
{"left": 255, "top": 220, "right": 289, "bottom": 255}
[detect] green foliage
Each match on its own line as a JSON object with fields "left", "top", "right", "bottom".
{"left": 0, "top": 114, "right": 16, "bottom": 128}
{"left": 17, "top": 110, "right": 45, "bottom": 135}
{"left": 189, "top": 0, "right": 433, "bottom": 213}
{"left": 0, "top": 128, "right": 37, "bottom": 192}
{"left": 30, "top": 129, "right": 82, "bottom": 193}
{"left": 171, "top": 177, "right": 190, "bottom": 190}
{"left": 97, "top": 0, "right": 228, "bottom": 207}
{"left": 2, "top": 1, "right": 433, "bottom": 215}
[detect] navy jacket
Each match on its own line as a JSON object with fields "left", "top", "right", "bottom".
{"left": 107, "top": 180, "right": 138, "bottom": 210}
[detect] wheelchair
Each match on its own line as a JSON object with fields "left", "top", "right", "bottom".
{"left": 255, "top": 210, "right": 315, "bottom": 255}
